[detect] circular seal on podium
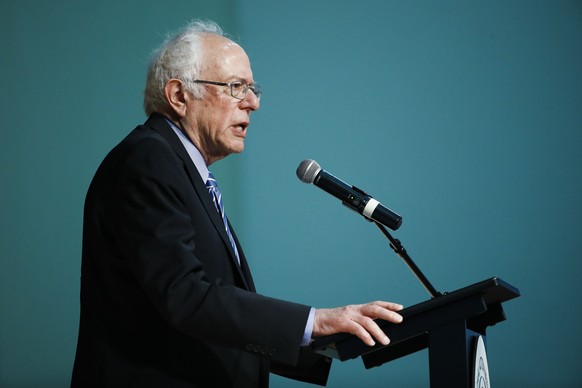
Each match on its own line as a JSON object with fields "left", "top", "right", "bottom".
{"left": 473, "top": 335, "right": 490, "bottom": 388}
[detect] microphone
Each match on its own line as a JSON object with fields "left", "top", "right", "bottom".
{"left": 296, "top": 159, "right": 402, "bottom": 230}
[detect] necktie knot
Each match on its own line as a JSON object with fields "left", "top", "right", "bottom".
{"left": 205, "top": 172, "right": 222, "bottom": 215}
{"left": 206, "top": 172, "right": 218, "bottom": 189}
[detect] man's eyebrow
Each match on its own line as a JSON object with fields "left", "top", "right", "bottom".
{"left": 224, "top": 75, "right": 253, "bottom": 83}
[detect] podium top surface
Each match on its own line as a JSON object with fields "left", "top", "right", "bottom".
{"left": 311, "top": 277, "right": 520, "bottom": 360}
{"left": 394, "top": 276, "right": 519, "bottom": 319}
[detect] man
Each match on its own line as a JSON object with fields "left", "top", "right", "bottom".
{"left": 71, "top": 20, "right": 404, "bottom": 388}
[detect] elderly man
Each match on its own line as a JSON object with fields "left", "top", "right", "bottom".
{"left": 71, "top": 20, "right": 403, "bottom": 388}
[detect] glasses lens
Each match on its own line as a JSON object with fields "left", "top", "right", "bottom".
{"left": 230, "top": 82, "right": 245, "bottom": 99}
{"left": 251, "top": 84, "right": 261, "bottom": 100}
{"left": 229, "top": 82, "right": 261, "bottom": 100}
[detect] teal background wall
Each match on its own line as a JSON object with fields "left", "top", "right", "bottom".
{"left": 0, "top": 1, "right": 239, "bottom": 386}
{"left": 235, "top": 2, "right": 582, "bottom": 386}
{"left": 1, "top": 1, "right": 580, "bottom": 387}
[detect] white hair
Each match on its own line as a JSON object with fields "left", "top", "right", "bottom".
{"left": 143, "top": 20, "right": 227, "bottom": 116}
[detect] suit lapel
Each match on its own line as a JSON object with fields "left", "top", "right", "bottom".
{"left": 144, "top": 114, "right": 253, "bottom": 290}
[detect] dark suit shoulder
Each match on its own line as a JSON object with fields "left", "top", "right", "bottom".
{"left": 113, "top": 124, "right": 172, "bottom": 156}
{"left": 98, "top": 123, "right": 182, "bottom": 172}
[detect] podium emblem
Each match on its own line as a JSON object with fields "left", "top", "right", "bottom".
{"left": 473, "top": 335, "right": 490, "bottom": 388}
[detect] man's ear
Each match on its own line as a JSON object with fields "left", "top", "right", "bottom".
{"left": 164, "top": 79, "right": 188, "bottom": 118}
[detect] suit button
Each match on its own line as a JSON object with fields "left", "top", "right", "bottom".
{"left": 253, "top": 345, "right": 261, "bottom": 353}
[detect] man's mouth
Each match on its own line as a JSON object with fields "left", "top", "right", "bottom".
{"left": 234, "top": 123, "right": 248, "bottom": 134}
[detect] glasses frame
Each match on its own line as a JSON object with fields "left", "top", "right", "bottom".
{"left": 192, "top": 79, "right": 262, "bottom": 101}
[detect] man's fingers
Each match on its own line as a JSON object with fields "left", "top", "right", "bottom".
{"left": 362, "top": 303, "right": 404, "bottom": 324}
{"left": 359, "top": 316, "right": 390, "bottom": 346}
{"left": 371, "top": 300, "right": 404, "bottom": 311}
{"left": 354, "top": 302, "right": 404, "bottom": 345}
{"left": 348, "top": 319, "right": 376, "bottom": 346}
{"left": 313, "top": 300, "right": 404, "bottom": 346}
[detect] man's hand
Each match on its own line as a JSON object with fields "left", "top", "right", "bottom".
{"left": 313, "top": 301, "right": 404, "bottom": 347}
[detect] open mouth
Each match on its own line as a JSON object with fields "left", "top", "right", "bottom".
{"left": 234, "top": 123, "right": 248, "bottom": 134}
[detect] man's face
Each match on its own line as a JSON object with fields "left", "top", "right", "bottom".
{"left": 181, "top": 35, "right": 260, "bottom": 165}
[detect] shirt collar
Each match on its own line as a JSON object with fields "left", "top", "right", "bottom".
{"left": 164, "top": 118, "right": 209, "bottom": 182}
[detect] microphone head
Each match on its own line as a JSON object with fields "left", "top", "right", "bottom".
{"left": 296, "top": 159, "right": 322, "bottom": 184}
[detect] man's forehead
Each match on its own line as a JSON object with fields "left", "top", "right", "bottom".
{"left": 202, "top": 33, "right": 235, "bottom": 47}
{"left": 200, "top": 35, "right": 251, "bottom": 78}
{"left": 201, "top": 35, "right": 243, "bottom": 59}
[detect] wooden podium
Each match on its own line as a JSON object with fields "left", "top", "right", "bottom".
{"left": 311, "top": 277, "right": 520, "bottom": 387}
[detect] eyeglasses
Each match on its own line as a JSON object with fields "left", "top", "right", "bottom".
{"left": 192, "top": 79, "right": 262, "bottom": 101}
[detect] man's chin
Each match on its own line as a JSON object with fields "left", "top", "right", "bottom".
{"left": 230, "top": 141, "right": 245, "bottom": 154}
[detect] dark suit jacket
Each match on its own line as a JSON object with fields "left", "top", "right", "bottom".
{"left": 71, "top": 114, "right": 331, "bottom": 387}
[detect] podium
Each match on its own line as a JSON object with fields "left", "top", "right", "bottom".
{"left": 311, "top": 277, "right": 520, "bottom": 387}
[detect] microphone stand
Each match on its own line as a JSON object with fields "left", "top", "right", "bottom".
{"left": 374, "top": 221, "right": 442, "bottom": 299}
